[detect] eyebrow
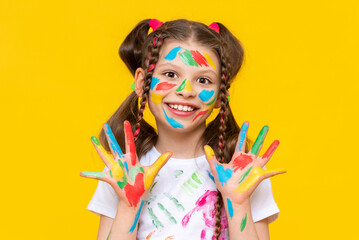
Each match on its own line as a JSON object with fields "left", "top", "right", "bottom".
{"left": 156, "top": 62, "right": 218, "bottom": 77}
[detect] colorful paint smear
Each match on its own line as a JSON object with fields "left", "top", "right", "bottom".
{"left": 164, "top": 236, "right": 174, "bottom": 240}
{"left": 124, "top": 173, "right": 145, "bottom": 207}
{"left": 238, "top": 166, "right": 253, "bottom": 185}
{"left": 124, "top": 161, "right": 129, "bottom": 174}
{"left": 237, "top": 122, "right": 248, "bottom": 151}
{"left": 250, "top": 126, "right": 268, "bottom": 155}
{"left": 261, "top": 140, "right": 280, "bottom": 159}
{"left": 240, "top": 213, "right": 247, "bottom": 232}
{"left": 207, "top": 170, "right": 215, "bottom": 183}
{"left": 150, "top": 77, "right": 160, "bottom": 90}
{"left": 155, "top": 82, "right": 177, "bottom": 91}
{"left": 204, "top": 145, "right": 215, "bottom": 159}
{"left": 148, "top": 207, "right": 164, "bottom": 229}
{"left": 162, "top": 107, "right": 184, "bottom": 129}
{"left": 176, "top": 79, "right": 192, "bottom": 92}
{"left": 198, "top": 90, "right": 214, "bottom": 102}
{"left": 203, "top": 53, "right": 216, "bottom": 70}
{"left": 124, "top": 121, "right": 137, "bottom": 165}
{"left": 144, "top": 152, "right": 171, "bottom": 190}
{"left": 174, "top": 170, "right": 184, "bottom": 178}
{"left": 214, "top": 162, "right": 233, "bottom": 186}
{"left": 151, "top": 92, "right": 162, "bottom": 104}
{"left": 191, "top": 50, "right": 209, "bottom": 67}
{"left": 164, "top": 192, "right": 185, "bottom": 211}
{"left": 226, "top": 198, "right": 234, "bottom": 219}
{"left": 129, "top": 200, "right": 144, "bottom": 233}
{"left": 80, "top": 171, "right": 106, "bottom": 179}
{"left": 192, "top": 110, "right": 209, "bottom": 122}
{"left": 178, "top": 49, "right": 199, "bottom": 67}
{"left": 232, "top": 153, "right": 253, "bottom": 172}
{"left": 104, "top": 123, "right": 124, "bottom": 158}
{"left": 146, "top": 230, "right": 156, "bottom": 239}
{"left": 205, "top": 92, "right": 217, "bottom": 106}
{"left": 165, "top": 46, "right": 182, "bottom": 61}
{"left": 157, "top": 203, "right": 177, "bottom": 224}
{"left": 182, "top": 171, "right": 205, "bottom": 195}
{"left": 130, "top": 165, "right": 140, "bottom": 182}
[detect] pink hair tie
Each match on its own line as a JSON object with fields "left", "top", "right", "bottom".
{"left": 149, "top": 19, "right": 163, "bottom": 31}
{"left": 208, "top": 22, "right": 219, "bottom": 33}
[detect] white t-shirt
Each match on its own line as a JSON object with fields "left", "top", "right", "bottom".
{"left": 87, "top": 147, "right": 280, "bottom": 240}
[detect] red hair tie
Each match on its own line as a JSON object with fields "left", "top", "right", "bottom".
{"left": 149, "top": 19, "right": 163, "bottom": 31}
{"left": 208, "top": 22, "right": 219, "bottom": 33}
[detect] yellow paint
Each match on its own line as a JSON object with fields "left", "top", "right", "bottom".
{"left": 183, "top": 79, "right": 193, "bottom": 92}
{"left": 204, "top": 53, "right": 216, "bottom": 70}
{"left": 144, "top": 152, "right": 172, "bottom": 189}
{"left": 151, "top": 92, "right": 162, "bottom": 104}
{"left": 234, "top": 167, "right": 286, "bottom": 194}
{"left": 98, "top": 145, "right": 124, "bottom": 180}
{"left": 204, "top": 145, "right": 215, "bottom": 159}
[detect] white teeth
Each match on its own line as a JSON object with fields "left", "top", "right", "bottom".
{"left": 168, "top": 104, "right": 194, "bottom": 112}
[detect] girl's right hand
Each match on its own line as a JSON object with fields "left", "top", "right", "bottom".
{"left": 80, "top": 120, "right": 172, "bottom": 208}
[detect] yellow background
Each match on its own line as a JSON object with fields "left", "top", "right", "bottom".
{"left": 1, "top": 0, "right": 358, "bottom": 239}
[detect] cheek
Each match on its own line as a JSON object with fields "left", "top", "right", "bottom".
{"left": 155, "top": 82, "right": 177, "bottom": 91}
{"left": 198, "top": 90, "right": 215, "bottom": 102}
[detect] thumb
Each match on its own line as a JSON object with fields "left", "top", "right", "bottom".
{"left": 144, "top": 152, "right": 172, "bottom": 190}
{"left": 204, "top": 145, "right": 217, "bottom": 176}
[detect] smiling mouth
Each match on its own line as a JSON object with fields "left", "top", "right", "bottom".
{"left": 167, "top": 103, "right": 197, "bottom": 112}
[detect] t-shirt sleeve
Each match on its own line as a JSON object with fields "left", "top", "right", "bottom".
{"left": 249, "top": 170, "right": 280, "bottom": 224}
{"left": 86, "top": 167, "right": 120, "bottom": 219}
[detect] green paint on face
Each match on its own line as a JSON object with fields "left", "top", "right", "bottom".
{"left": 240, "top": 213, "right": 247, "bottom": 232}
{"left": 176, "top": 79, "right": 187, "bottom": 92}
{"left": 81, "top": 171, "right": 106, "bottom": 179}
{"left": 238, "top": 166, "right": 253, "bottom": 185}
{"left": 91, "top": 136, "right": 100, "bottom": 146}
{"left": 191, "top": 173, "right": 202, "bottom": 184}
{"left": 157, "top": 203, "right": 177, "bottom": 224}
{"left": 206, "top": 92, "right": 218, "bottom": 106}
{"left": 130, "top": 166, "right": 140, "bottom": 182}
{"left": 164, "top": 192, "right": 185, "bottom": 211}
{"left": 148, "top": 207, "right": 164, "bottom": 229}
{"left": 178, "top": 49, "right": 199, "bottom": 67}
{"left": 251, "top": 126, "right": 269, "bottom": 155}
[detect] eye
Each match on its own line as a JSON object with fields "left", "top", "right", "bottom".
{"left": 164, "top": 71, "right": 178, "bottom": 79}
{"left": 197, "top": 77, "right": 211, "bottom": 84}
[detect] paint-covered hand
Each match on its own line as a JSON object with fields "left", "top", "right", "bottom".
{"left": 204, "top": 121, "right": 286, "bottom": 204}
{"left": 81, "top": 121, "right": 172, "bottom": 208}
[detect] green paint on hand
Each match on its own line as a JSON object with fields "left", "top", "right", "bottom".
{"left": 130, "top": 166, "right": 140, "bottom": 182}
{"left": 157, "top": 203, "right": 177, "bottom": 224}
{"left": 81, "top": 171, "right": 106, "bottom": 179}
{"left": 164, "top": 192, "right": 185, "bottom": 211}
{"left": 174, "top": 170, "right": 183, "bottom": 178}
{"left": 106, "top": 231, "right": 111, "bottom": 240}
{"left": 140, "top": 167, "right": 145, "bottom": 173}
{"left": 176, "top": 79, "right": 187, "bottom": 92}
{"left": 91, "top": 136, "right": 100, "bottom": 146}
{"left": 251, "top": 126, "right": 269, "bottom": 155}
{"left": 240, "top": 213, "right": 247, "bottom": 232}
{"left": 238, "top": 166, "right": 253, "bottom": 185}
{"left": 150, "top": 181, "right": 157, "bottom": 192}
{"left": 148, "top": 207, "right": 164, "bottom": 229}
{"left": 191, "top": 173, "right": 202, "bottom": 184}
{"left": 178, "top": 49, "right": 199, "bottom": 67}
{"left": 117, "top": 176, "right": 127, "bottom": 189}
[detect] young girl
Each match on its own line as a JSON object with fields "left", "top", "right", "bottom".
{"left": 81, "top": 19, "right": 285, "bottom": 240}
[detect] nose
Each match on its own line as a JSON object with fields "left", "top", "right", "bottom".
{"left": 176, "top": 79, "right": 196, "bottom": 98}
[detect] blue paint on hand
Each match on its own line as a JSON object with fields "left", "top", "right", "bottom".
{"left": 214, "top": 162, "right": 233, "bottom": 186}
{"left": 129, "top": 200, "right": 144, "bottom": 233}
{"left": 150, "top": 77, "right": 160, "bottom": 90}
{"left": 162, "top": 107, "right": 184, "bottom": 129}
{"left": 104, "top": 123, "right": 124, "bottom": 158}
{"left": 164, "top": 46, "right": 182, "bottom": 61}
{"left": 198, "top": 90, "right": 214, "bottom": 102}
{"left": 226, "top": 198, "right": 234, "bottom": 219}
{"left": 237, "top": 122, "right": 248, "bottom": 152}
{"left": 207, "top": 170, "right": 215, "bottom": 183}
{"left": 124, "top": 161, "right": 129, "bottom": 174}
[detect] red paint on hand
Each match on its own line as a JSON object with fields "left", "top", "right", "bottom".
{"left": 232, "top": 153, "right": 253, "bottom": 172}
{"left": 190, "top": 50, "right": 209, "bottom": 67}
{"left": 155, "top": 82, "right": 177, "bottom": 91}
{"left": 124, "top": 121, "right": 137, "bottom": 166}
{"left": 192, "top": 110, "right": 209, "bottom": 122}
{"left": 124, "top": 173, "right": 145, "bottom": 207}
{"left": 261, "top": 140, "right": 280, "bottom": 159}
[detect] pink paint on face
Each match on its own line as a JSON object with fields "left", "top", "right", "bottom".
{"left": 232, "top": 153, "right": 253, "bottom": 172}
{"left": 155, "top": 82, "right": 177, "bottom": 91}
{"left": 124, "top": 173, "right": 145, "bottom": 207}
{"left": 192, "top": 110, "right": 209, "bottom": 122}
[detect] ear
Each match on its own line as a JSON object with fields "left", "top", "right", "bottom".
{"left": 134, "top": 68, "right": 146, "bottom": 97}
{"left": 213, "top": 95, "right": 221, "bottom": 109}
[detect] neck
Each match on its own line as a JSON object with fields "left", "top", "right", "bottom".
{"left": 155, "top": 122, "right": 206, "bottom": 159}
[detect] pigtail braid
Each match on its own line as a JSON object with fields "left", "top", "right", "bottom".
{"left": 214, "top": 49, "right": 232, "bottom": 240}
{"left": 133, "top": 33, "right": 165, "bottom": 141}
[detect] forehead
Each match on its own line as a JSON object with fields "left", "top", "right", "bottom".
{"left": 158, "top": 39, "right": 221, "bottom": 72}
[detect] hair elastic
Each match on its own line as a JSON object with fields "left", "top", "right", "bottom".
{"left": 149, "top": 19, "right": 163, "bottom": 31}
{"left": 208, "top": 22, "right": 219, "bottom": 33}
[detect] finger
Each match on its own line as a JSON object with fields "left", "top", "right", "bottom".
{"left": 124, "top": 121, "right": 137, "bottom": 166}
{"left": 80, "top": 171, "right": 107, "bottom": 181}
{"left": 259, "top": 140, "right": 280, "bottom": 166}
{"left": 204, "top": 145, "right": 217, "bottom": 176}
{"left": 249, "top": 125, "right": 269, "bottom": 156}
{"left": 205, "top": 145, "right": 233, "bottom": 186}
{"left": 236, "top": 121, "right": 249, "bottom": 152}
{"left": 234, "top": 167, "right": 286, "bottom": 194}
{"left": 103, "top": 122, "right": 125, "bottom": 159}
{"left": 144, "top": 152, "right": 172, "bottom": 190}
{"left": 91, "top": 136, "right": 124, "bottom": 180}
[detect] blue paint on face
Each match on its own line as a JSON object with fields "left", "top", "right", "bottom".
{"left": 104, "top": 123, "right": 124, "bottom": 158}
{"left": 227, "top": 198, "right": 234, "bottom": 219}
{"left": 214, "top": 162, "right": 233, "bottom": 186}
{"left": 237, "top": 122, "right": 248, "bottom": 151}
{"left": 124, "top": 161, "right": 129, "bottom": 174}
{"left": 162, "top": 107, "right": 184, "bottom": 129}
{"left": 129, "top": 200, "right": 144, "bottom": 233}
{"left": 150, "top": 77, "right": 160, "bottom": 90}
{"left": 207, "top": 170, "right": 215, "bottom": 183}
{"left": 198, "top": 90, "right": 215, "bottom": 102}
{"left": 164, "top": 46, "right": 182, "bottom": 61}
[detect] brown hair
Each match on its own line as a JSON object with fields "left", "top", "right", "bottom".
{"left": 99, "top": 19, "right": 247, "bottom": 239}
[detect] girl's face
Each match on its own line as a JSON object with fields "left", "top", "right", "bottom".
{"left": 147, "top": 39, "right": 221, "bottom": 132}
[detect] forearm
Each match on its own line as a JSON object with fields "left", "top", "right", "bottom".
{"left": 224, "top": 198, "right": 259, "bottom": 240}
{"left": 108, "top": 200, "right": 144, "bottom": 240}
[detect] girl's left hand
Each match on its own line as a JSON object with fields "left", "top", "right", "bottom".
{"left": 204, "top": 121, "right": 286, "bottom": 205}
